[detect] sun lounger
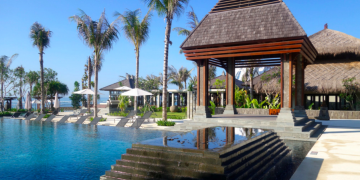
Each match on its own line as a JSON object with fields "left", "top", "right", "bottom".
{"left": 115, "top": 110, "right": 136, "bottom": 127}
{"left": 75, "top": 116, "right": 88, "bottom": 124}
{"left": 45, "top": 115, "right": 56, "bottom": 122}
{"left": 11, "top": 112, "right": 22, "bottom": 118}
{"left": 21, "top": 112, "right": 31, "bottom": 117}
{"left": 24, "top": 114, "right": 35, "bottom": 120}
{"left": 57, "top": 116, "right": 69, "bottom": 123}
{"left": 130, "top": 111, "right": 153, "bottom": 129}
{"left": 34, "top": 114, "right": 46, "bottom": 121}
{"left": 89, "top": 117, "right": 102, "bottom": 125}
{"left": 70, "top": 109, "right": 88, "bottom": 120}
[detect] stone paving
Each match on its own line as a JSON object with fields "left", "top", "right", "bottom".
{"left": 290, "top": 119, "right": 360, "bottom": 180}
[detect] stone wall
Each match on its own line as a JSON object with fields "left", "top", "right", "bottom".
{"left": 236, "top": 108, "right": 269, "bottom": 115}
{"left": 306, "top": 110, "right": 360, "bottom": 119}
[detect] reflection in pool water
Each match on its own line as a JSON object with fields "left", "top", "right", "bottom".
{"left": 0, "top": 118, "right": 175, "bottom": 180}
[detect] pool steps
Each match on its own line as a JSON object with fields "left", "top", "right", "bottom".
{"left": 100, "top": 131, "right": 291, "bottom": 180}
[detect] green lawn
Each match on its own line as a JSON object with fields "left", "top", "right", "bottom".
{"left": 150, "top": 112, "right": 186, "bottom": 119}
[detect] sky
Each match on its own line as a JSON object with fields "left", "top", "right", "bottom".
{"left": 1, "top": 0, "right": 360, "bottom": 97}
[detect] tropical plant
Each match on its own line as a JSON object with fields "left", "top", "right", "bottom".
{"left": 213, "top": 79, "right": 225, "bottom": 95}
{"left": 241, "top": 96, "right": 252, "bottom": 108}
{"left": 156, "top": 120, "right": 176, "bottom": 126}
{"left": 308, "top": 103, "right": 314, "bottom": 110}
{"left": 115, "top": 9, "right": 152, "bottom": 112}
{"left": 251, "top": 99, "right": 268, "bottom": 109}
{"left": 25, "top": 70, "right": 40, "bottom": 95}
{"left": 339, "top": 77, "right": 360, "bottom": 110}
{"left": 118, "top": 95, "right": 129, "bottom": 112}
{"left": 143, "top": 0, "right": 189, "bottom": 121}
{"left": 266, "top": 94, "right": 281, "bottom": 109}
{"left": 209, "top": 101, "right": 216, "bottom": 115}
{"left": 234, "top": 87, "right": 248, "bottom": 107}
{"left": 69, "top": 81, "right": 82, "bottom": 109}
{"left": 30, "top": 22, "right": 52, "bottom": 114}
{"left": 0, "top": 54, "right": 18, "bottom": 111}
{"left": 70, "top": 9, "right": 120, "bottom": 117}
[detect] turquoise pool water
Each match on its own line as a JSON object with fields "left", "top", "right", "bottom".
{"left": 0, "top": 118, "right": 174, "bottom": 180}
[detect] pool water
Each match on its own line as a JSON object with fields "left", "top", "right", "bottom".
{"left": 0, "top": 118, "right": 175, "bottom": 180}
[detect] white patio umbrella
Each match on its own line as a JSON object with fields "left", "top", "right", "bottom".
{"left": 73, "top": 89, "right": 102, "bottom": 95}
{"left": 121, "top": 88, "right": 153, "bottom": 96}
{"left": 24, "top": 92, "right": 32, "bottom": 110}
{"left": 54, "top": 93, "right": 60, "bottom": 109}
{"left": 114, "top": 86, "right": 132, "bottom": 91}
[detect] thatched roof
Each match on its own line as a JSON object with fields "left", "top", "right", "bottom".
{"left": 309, "top": 28, "right": 360, "bottom": 56}
{"left": 100, "top": 77, "right": 135, "bottom": 91}
{"left": 181, "top": 1, "right": 306, "bottom": 48}
{"left": 253, "top": 60, "right": 360, "bottom": 94}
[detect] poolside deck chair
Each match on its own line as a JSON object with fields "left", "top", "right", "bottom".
{"left": 11, "top": 112, "right": 22, "bottom": 118}
{"left": 21, "top": 112, "right": 32, "bottom": 117}
{"left": 131, "top": 111, "right": 153, "bottom": 129}
{"left": 70, "top": 109, "right": 88, "bottom": 120}
{"left": 75, "top": 116, "right": 88, "bottom": 124}
{"left": 45, "top": 115, "right": 56, "bottom": 122}
{"left": 115, "top": 110, "right": 136, "bottom": 127}
{"left": 89, "top": 117, "right": 102, "bottom": 125}
{"left": 24, "top": 114, "right": 35, "bottom": 121}
{"left": 34, "top": 114, "right": 46, "bottom": 121}
{"left": 57, "top": 116, "right": 69, "bottom": 123}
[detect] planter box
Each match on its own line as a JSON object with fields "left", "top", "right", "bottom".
{"left": 269, "top": 109, "right": 280, "bottom": 115}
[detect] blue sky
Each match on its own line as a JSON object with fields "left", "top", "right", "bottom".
{"left": 1, "top": 0, "right": 360, "bottom": 96}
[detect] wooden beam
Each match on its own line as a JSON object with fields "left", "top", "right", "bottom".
{"left": 235, "top": 64, "right": 280, "bottom": 68}
{"left": 185, "top": 44, "right": 302, "bottom": 57}
{"left": 183, "top": 40, "right": 304, "bottom": 53}
{"left": 235, "top": 59, "right": 281, "bottom": 63}
{"left": 235, "top": 61, "right": 281, "bottom": 65}
{"left": 186, "top": 49, "right": 301, "bottom": 60}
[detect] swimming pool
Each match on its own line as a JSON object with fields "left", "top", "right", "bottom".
{"left": 0, "top": 118, "right": 175, "bottom": 180}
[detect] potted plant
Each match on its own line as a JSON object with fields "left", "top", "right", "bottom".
{"left": 268, "top": 94, "right": 281, "bottom": 115}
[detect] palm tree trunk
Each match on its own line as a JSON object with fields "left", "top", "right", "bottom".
{"left": 87, "top": 56, "right": 91, "bottom": 113}
{"left": 40, "top": 53, "right": 45, "bottom": 114}
{"left": 93, "top": 56, "right": 98, "bottom": 118}
{"left": 184, "top": 81, "right": 187, "bottom": 90}
{"left": 162, "top": 18, "right": 172, "bottom": 121}
{"left": 19, "top": 77, "right": 22, "bottom": 109}
{"left": 134, "top": 48, "right": 139, "bottom": 112}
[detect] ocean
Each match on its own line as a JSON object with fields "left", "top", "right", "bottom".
{"left": 8, "top": 97, "right": 109, "bottom": 109}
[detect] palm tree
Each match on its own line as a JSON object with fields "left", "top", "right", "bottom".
{"left": 143, "top": 0, "right": 189, "bottom": 121}
{"left": 114, "top": 9, "right": 152, "bottom": 113}
{"left": 169, "top": 65, "right": 185, "bottom": 90}
{"left": 30, "top": 22, "right": 52, "bottom": 114}
{"left": 70, "top": 9, "right": 120, "bottom": 117}
{"left": 86, "top": 56, "right": 93, "bottom": 113}
{"left": 48, "top": 80, "right": 69, "bottom": 109}
{"left": 0, "top": 54, "right": 18, "bottom": 111}
{"left": 14, "top": 66, "right": 26, "bottom": 109}
{"left": 242, "top": 67, "right": 260, "bottom": 100}
{"left": 180, "top": 67, "right": 193, "bottom": 89}
{"left": 25, "top": 70, "right": 40, "bottom": 96}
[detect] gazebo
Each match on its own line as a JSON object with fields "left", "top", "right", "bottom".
{"left": 180, "top": 0, "right": 317, "bottom": 122}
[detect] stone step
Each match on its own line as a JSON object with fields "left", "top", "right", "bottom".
{"left": 105, "top": 170, "right": 158, "bottom": 180}
{"left": 112, "top": 164, "right": 225, "bottom": 180}
{"left": 225, "top": 137, "right": 283, "bottom": 173}
{"left": 303, "top": 122, "right": 323, "bottom": 137}
{"left": 126, "top": 148, "right": 222, "bottom": 166}
{"left": 246, "top": 146, "right": 291, "bottom": 180}
{"left": 100, "top": 175, "right": 126, "bottom": 180}
{"left": 120, "top": 155, "right": 223, "bottom": 174}
{"left": 228, "top": 141, "right": 289, "bottom": 179}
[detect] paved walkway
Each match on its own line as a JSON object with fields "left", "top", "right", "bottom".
{"left": 291, "top": 119, "right": 360, "bottom": 180}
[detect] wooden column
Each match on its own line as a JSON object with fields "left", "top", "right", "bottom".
{"left": 197, "top": 61, "right": 200, "bottom": 106}
{"left": 194, "top": 60, "right": 211, "bottom": 118}
{"left": 223, "top": 57, "right": 235, "bottom": 115}
{"left": 281, "top": 55, "right": 284, "bottom": 108}
{"left": 289, "top": 54, "right": 293, "bottom": 108}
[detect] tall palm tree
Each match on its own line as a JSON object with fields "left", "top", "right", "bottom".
{"left": 86, "top": 56, "right": 93, "bottom": 113}
{"left": 0, "top": 54, "right": 18, "bottom": 111}
{"left": 30, "top": 22, "right": 52, "bottom": 114}
{"left": 143, "top": 0, "right": 189, "bottom": 121}
{"left": 70, "top": 9, "right": 120, "bottom": 117}
{"left": 114, "top": 9, "right": 152, "bottom": 112}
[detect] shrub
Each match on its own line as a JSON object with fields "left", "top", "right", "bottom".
{"left": 167, "top": 115, "right": 185, "bottom": 120}
{"left": 109, "top": 111, "right": 128, "bottom": 117}
{"left": 156, "top": 120, "right": 176, "bottom": 126}
{"left": 89, "top": 117, "right": 107, "bottom": 122}
{"left": 60, "top": 108, "right": 64, "bottom": 112}
{"left": 158, "top": 107, "right": 162, "bottom": 112}
{"left": 43, "top": 114, "right": 51, "bottom": 118}
{"left": 0, "top": 112, "right": 12, "bottom": 116}
{"left": 166, "top": 107, "right": 170, "bottom": 112}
